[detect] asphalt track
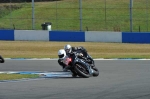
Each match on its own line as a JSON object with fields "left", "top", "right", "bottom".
{"left": 0, "top": 59, "right": 150, "bottom": 99}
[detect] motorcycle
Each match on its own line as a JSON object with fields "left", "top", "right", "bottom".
{"left": 62, "top": 52, "right": 99, "bottom": 78}
{"left": 0, "top": 55, "right": 5, "bottom": 63}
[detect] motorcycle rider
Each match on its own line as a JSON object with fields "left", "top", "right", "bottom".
{"left": 58, "top": 49, "right": 68, "bottom": 71}
{"left": 58, "top": 48, "right": 83, "bottom": 70}
{"left": 64, "top": 44, "right": 87, "bottom": 57}
{"left": 57, "top": 49, "right": 81, "bottom": 77}
{"left": 64, "top": 44, "right": 95, "bottom": 67}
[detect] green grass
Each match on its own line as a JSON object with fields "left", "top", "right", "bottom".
{"left": 0, "top": 0, "right": 150, "bottom": 31}
{"left": 0, "top": 74, "right": 39, "bottom": 80}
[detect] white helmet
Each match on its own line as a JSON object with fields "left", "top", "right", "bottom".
{"left": 58, "top": 49, "right": 66, "bottom": 59}
{"left": 64, "top": 44, "right": 72, "bottom": 54}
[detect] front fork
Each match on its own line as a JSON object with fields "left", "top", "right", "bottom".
{"left": 85, "top": 63, "right": 94, "bottom": 75}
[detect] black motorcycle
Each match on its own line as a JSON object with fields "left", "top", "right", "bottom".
{"left": 0, "top": 55, "right": 5, "bottom": 63}
{"left": 62, "top": 52, "right": 99, "bottom": 78}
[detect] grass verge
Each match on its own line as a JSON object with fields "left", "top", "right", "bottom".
{"left": 0, "top": 74, "right": 39, "bottom": 80}
{"left": 1, "top": 41, "right": 150, "bottom": 59}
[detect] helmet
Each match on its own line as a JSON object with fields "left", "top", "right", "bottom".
{"left": 64, "top": 44, "right": 72, "bottom": 54}
{"left": 58, "top": 49, "right": 66, "bottom": 59}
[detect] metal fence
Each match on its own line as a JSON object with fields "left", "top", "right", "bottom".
{"left": 0, "top": 0, "right": 149, "bottom": 32}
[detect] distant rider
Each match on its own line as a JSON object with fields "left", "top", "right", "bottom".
{"left": 0, "top": 55, "right": 5, "bottom": 63}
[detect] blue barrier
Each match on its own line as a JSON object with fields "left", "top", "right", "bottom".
{"left": 122, "top": 32, "right": 150, "bottom": 43}
{"left": 49, "top": 31, "right": 85, "bottom": 42}
{"left": 0, "top": 30, "right": 14, "bottom": 40}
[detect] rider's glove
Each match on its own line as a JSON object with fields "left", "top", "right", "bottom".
{"left": 77, "top": 53, "right": 83, "bottom": 57}
{"left": 79, "top": 53, "right": 83, "bottom": 57}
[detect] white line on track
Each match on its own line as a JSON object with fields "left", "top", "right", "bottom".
{"left": 4, "top": 58, "right": 150, "bottom": 60}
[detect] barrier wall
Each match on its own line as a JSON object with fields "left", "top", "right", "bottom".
{"left": 15, "top": 30, "right": 49, "bottom": 41}
{"left": 122, "top": 32, "right": 150, "bottom": 43}
{"left": 49, "top": 31, "right": 85, "bottom": 42}
{"left": 0, "top": 30, "right": 150, "bottom": 43}
{"left": 85, "top": 31, "right": 122, "bottom": 42}
{"left": 0, "top": 30, "right": 14, "bottom": 40}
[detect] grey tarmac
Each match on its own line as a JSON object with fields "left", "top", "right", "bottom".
{"left": 0, "top": 60, "right": 150, "bottom": 99}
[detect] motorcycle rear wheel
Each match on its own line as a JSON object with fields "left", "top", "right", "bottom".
{"left": 75, "top": 63, "right": 90, "bottom": 78}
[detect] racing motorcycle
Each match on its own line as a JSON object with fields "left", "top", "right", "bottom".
{"left": 0, "top": 55, "right": 5, "bottom": 63}
{"left": 62, "top": 52, "right": 99, "bottom": 78}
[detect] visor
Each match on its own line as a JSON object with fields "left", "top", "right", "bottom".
{"left": 65, "top": 49, "right": 70, "bottom": 53}
{"left": 58, "top": 54, "right": 64, "bottom": 58}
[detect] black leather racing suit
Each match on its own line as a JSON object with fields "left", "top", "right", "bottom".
{"left": 71, "top": 46, "right": 95, "bottom": 67}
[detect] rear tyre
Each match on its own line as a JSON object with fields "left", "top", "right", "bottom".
{"left": 75, "top": 63, "right": 90, "bottom": 78}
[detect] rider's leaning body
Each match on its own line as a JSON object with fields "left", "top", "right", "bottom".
{"left": 58, "top": 49, "right": 81, "bottom": 77}
{"left": 57, "top": 49, "right": 83, "bottom": 72}
{"left": 64, "top": 44, "right": 95, "bottom": 67}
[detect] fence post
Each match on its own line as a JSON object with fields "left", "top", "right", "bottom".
{"left": 129, "top": 0, "right": 133, "bottom": 32}
{"left": 79, "top": 0, "right": 82, "bottom": 31}
{"left": 146, "top": 0, "right": 149, "bottom": 32}
{"left": 32, "top": 0, "right": 35, "bottom": 30}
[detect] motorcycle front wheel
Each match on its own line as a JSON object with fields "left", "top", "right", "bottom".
{"left": 75, "top": 63, "right": 90, "bottom": 78}
{"left": 92, "top": 66, "right": 99, "bottom": 77}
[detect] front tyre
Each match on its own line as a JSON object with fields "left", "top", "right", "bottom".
{"left": 75, "top": 63, "right": 90, "bottom": 78}
{"left": 92, "top": 66, "right": 99, "bottom": 77}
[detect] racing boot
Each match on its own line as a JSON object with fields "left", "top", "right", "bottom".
{"left": 70, "top": 69, "right": 78, "bottom": 77}
{"left": 63, "top": 66, "right": 71, "bottom": 72}
{"left": 72, "top": 73, "right": 77, "bottom": 77}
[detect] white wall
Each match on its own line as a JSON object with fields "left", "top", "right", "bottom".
{"left": 85, "top": 31, "right": 122, "bottom": 42}
{"left": 14, "top": 30, "right": 49, "bottom": 41}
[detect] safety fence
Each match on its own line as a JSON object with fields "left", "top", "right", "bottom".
{"left": 0, "top": 30, "right": 150, "bottom": 43}
{"left": 0, "top": 0, "right": 150, "bottom": 32}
